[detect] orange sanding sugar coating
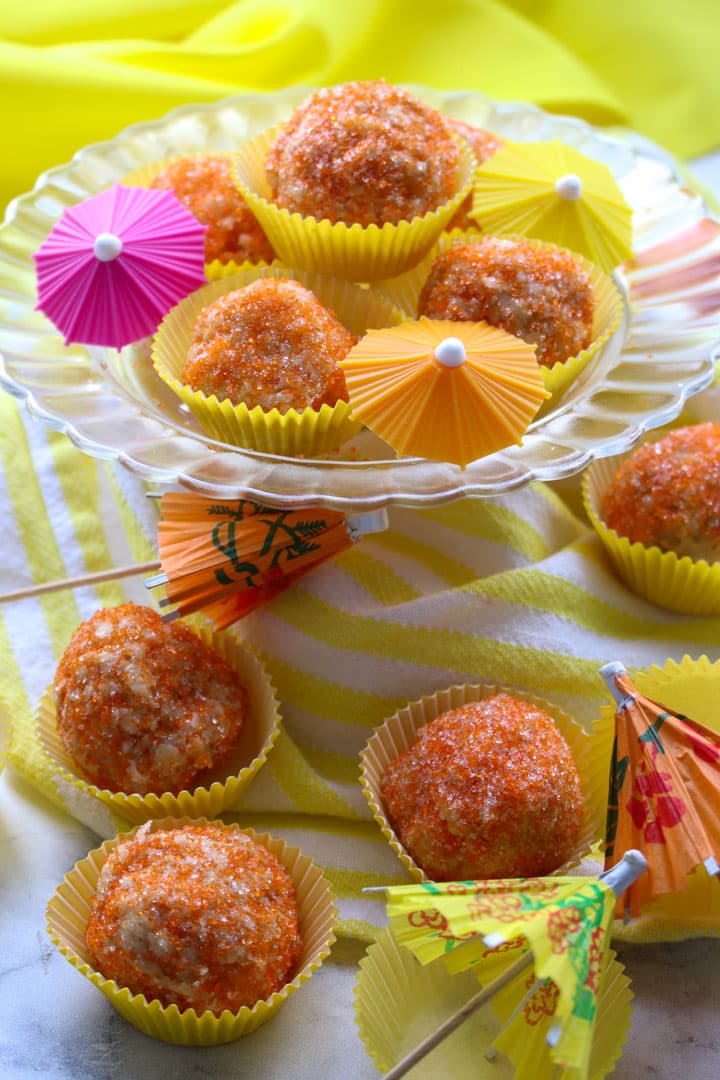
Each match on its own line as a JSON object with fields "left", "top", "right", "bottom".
{"left": 444, "top": 118, "right": 503, "bottom": 230}
{"left": 266, "top": 80, "right": 461, "bottom": 227}
{"left": 418, "top": 237, "right": 595, "bottom": 367}
{"left": 86, "top": 823, "right": 303, "bottom": 1014}
{"left": 380, "top": 694, "right": 584, "bottom": 881}
{"left": 603, "top": 423, "right": 720, "bottom": 560}
{"left": 54, "top": 603, "right": 247, "bottom": 795}
{"left": 149, "top": 154, "right": 275, "bottom": 265}
{"left": 182, "top": 277, "right": 353, "bottom": 412}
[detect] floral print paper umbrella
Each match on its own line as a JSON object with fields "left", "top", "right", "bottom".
{"left": 33, "top": 183, "right": 208, "bottom": 349}
{"left": 380, "top": 851, "right": 647, "bottom": 1080}
{"left": 600, "top": 661, "right": 720, "bottom": 919}
{"left": 469, "top": 140, "right": 633, "bottom": 272}
{"left": 146, "top": 494, "right": 388, "bottom": 628}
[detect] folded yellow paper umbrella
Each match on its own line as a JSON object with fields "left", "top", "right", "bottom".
{"left": 377, "top": 851, "right": 647, "bottom": 1080}
{"left": 147, "top": 494, "right": 389, "bottom": 628}
{"left": 469, "top": 140, "right": 633, "bottom": 272}
{"left": 600, "top": 661, "right": 720, "bottom": 920}
{"left": 338, "top": 318, "right": 549, "bottom": 468}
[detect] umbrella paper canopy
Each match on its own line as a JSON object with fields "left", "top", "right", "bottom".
{"left": 33, "top": 183, "right": 208, "bottom": 349}
{"left": 384, "top": 852, "right": 647, "bottom": 1080}
{"left": 338, "top": 318, "right": 549, "bottom": 467}
{"left": 147, "top": 494, "right": 388, "bottom": 628}
{"left": 469, "top": 140, "right": 633, "bottom": 272}
{"left": 600, "top": 661, "right": 720, "bottom": 919}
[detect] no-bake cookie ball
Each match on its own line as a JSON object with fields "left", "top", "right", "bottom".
{"left": 380, "top": 693, "right": 584, "bottom": 880}
{"left": 265, "top": 81, "right": 462, "bottom": 228}
{"left": 86, "top": 823, "right": 303, "bottom": 1014}
{"left": 418, "top": 237, "right": 595, "bottom": 368}
{"left": 149, "top": 154, "right": 275, "bottom": 265}
{"left": 603, "top": 423, "right": 720, "bottom": 561}
{"left": 54, "top": 603, "right": 247, "bottom": 795}
{"left": 181, "top": 277, "right": 353, "bottom": 412}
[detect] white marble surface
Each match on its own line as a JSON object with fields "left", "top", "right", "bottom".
{"left": 2, "top": 148, "right": 720, "bottom": 1080}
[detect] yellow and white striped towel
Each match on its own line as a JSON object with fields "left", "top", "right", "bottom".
{"left": 3, "top": 386, "right": 720, "bottom": 944}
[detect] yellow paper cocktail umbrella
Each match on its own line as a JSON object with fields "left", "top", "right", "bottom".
{"left": 469, "top": 140, "right": 633, "bottom": 272}
{"left": 338, "top": 318, "right": 549, "bottom": 468}
{"left": 376, "top": 851, "right": 647, "bottom": 1080}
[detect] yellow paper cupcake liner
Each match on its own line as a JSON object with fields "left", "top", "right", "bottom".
{"left": 34, "top": 621, "right": 282, "bottom": 828}
{"left": 354, "top": 928, "right": 632, "bottom": 1079}
{"left": 232, "top": 126, "right": 477, "bottom": 283}
{"left": 376, "top": 232, "right": 623, "bottom": 408}
{"left": 583, "top": 452, "right": 720, "bottom": 615}
{"left": 593, "top": 654, "right": 720, "bottom": 944}
{"left": 359, "top": 681, "right": 608, "bottom": 884}
{"left": 153, "top": 264, "right": 404, "bottom": 456}
{"left": 46, "top": 817, "right": 337, "bottom": 1045}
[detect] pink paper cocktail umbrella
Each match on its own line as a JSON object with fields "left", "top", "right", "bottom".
{"left": 33, "top": 183, "right": 208, "bottom": 349}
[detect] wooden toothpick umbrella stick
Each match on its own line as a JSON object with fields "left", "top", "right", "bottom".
{"left": 0, "top": 561, "right": 161, "bottom": 603}
{"left": 0, "top": 495, "right": 389, "bottom": 627}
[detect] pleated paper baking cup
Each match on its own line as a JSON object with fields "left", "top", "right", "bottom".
{"left": 232, "top": 126, "right": 476, "bottom": 282}
{"left": 354, "top": 928, "right": 632, "bottom": 1079}
{"left": 121, "top": 154, "right": 277, "bottom": 274}
{"left": 376, "top": 232, "right": 623, "bottom": 408}
{"left": 359, "top": 682, "right": 608, "bottom": 883}
{"left": 583, "top": 453, "right": 720, "bottom": 615}
{"left": 595, "top": 655, "right": 720, "bottom": 944}
{"left": 46, "top": 817, "right": 337, "bottom": 1045}
{"left": 152, "top": 265, "right": 403, "bottom": 455}
{"left": 36, "top": 623, "right": 282, "bottom": 827}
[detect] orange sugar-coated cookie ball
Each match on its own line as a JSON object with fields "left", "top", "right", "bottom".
{"left": 444, "top": 118, "right": 503, "bottom": 230}
{"left": 265, "top": 80, "right": 461, "bottom": 228}
{"left": 380, "top": 694, "right": 584, "bottom": 881}
{"left": 86, "top": 823, "right": 303, "bottom": 1014}
{"left": 181, "top": 277, "right": 353, "bottom": 412}
{"left": 149, "top": 154, "right": 275, "bottom": 265}
{"left": 54, "top": 603, "right": 247, "bottom": 795}
{"left": 603, "top": 423, "right": 720, "bottom": 560}
{"left": 418, "top": 237, "right": 595, "bottom": 368}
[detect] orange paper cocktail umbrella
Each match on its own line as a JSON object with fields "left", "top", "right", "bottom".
{"left": 600, "top": 661, "right": 720, "bottom": 919}
{"left": 147, "top": 494, "right": 388, "bottom": 628}
{"left": 338, "top": 318, "right": 549, "bottom": 467}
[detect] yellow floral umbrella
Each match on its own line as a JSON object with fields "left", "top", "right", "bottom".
{"left": 469, "top": 140, "right": 633, "bottom": 272}
{"left": 338, "top": 318, "right": 549, "bottom": 468}
{"left": 380, "top": 851, "right": 647, "bottom": 1079}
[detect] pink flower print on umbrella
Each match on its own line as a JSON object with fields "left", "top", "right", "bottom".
{"left": 33, "top": 183, "right": 208, "bottom": 349}
{"left": 601, "top": 660, "right": 720, "bottom": 919}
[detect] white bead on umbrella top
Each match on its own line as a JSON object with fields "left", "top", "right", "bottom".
{"left": 554, "top": 173, "right": 583, "bottom": 201}
{"left": 93, "top": 232, "right": 123, "bottom": 262}
{"left": 433, "top": 337, "right": 467, "bottom": 368}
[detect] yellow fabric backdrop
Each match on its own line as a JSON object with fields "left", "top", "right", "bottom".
{"left": 2, "top": 0, "right": 719, "bottom": 213}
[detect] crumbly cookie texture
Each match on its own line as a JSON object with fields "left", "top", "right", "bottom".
{"left": 86, "top": 824, "right": 303, "bottom": 1014}
{"left": 418, "top": 237, "right": 595, "bottom": 367}
{"left": 54, "top": 603, "right": 247, "bottom": 795}
{"left": 182, "top": 278, "right": 353, "bottom": 412}
{"left": 150, "top": 154, "right": 275, "bottom": 265}
{"left": 381, "top": 694, "right": 584, "bottom": 880}
{"left": 603, "top": 423, "right": 720, "bottom": 560}
{"left": 266, "top": 80, "right": 461, "bottom": 227}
